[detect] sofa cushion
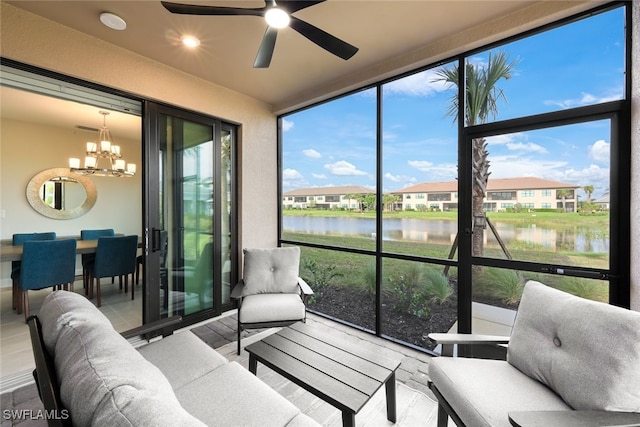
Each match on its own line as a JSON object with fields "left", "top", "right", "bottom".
{"left": 174, "top": 361, "right": 318, "bottom": 426}
{"left": 38, "top": 290, "right": 112, "bottom": 354}
{"left": 239, "top": 293, "right": 306, "bottom": 324}
{"left": 429, "top": 357, "right": 570, "bottom": 427}
{"left": 41, "top": 291, "right": 204, "bottom": 426}
{"left": 138, "top": 331, "right": 228, "bottom": 390}
{"left": 507, "top": 280, "right": 640, "bottom": 412}
{"left": 242, "top": 247, "right": 300, "bottom": 295}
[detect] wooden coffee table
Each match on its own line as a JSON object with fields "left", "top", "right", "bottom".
{"left": 244, "top": 321, "right": 401, "bottom": 427}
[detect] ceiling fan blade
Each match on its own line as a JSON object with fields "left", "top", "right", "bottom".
{"left": 277, "top": 1, "right": 326, "bottom": 14}
{"left": 161, "top": 1, "right": 264, "bottom": 17}
{"left": 289, "top": 16, "right": 358, "bottom": 61}
{"left": 254, "top": 26, "right": 278, "bottom": 68}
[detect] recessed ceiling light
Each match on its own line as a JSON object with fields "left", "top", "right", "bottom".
{"left": 100, "top": 12, "right": 127, "bottom": 31}
{"left": 181, "top": 35, "right": 201, "bottom": 48}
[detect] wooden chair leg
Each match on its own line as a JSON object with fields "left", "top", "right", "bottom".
{"left": 16, "top": 287, "right": 23, "bottom": 314}
{"left": 22, "top": 290, "right": 30, "bottom": 322}
{"left": 131, "top": 274, "right": 135, "bottom": 300}
{"left": 96, "top": 277, "right": 101, "bottom": 308}
{"left": 12, "top": 279, "right": 17, "bottom": 310}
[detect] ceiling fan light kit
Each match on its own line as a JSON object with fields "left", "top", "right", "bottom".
{"left": 161, "top": 0, "right": 358, "bottom": 68}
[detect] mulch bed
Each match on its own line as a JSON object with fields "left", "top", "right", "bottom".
{"left": 308, "top": 283, "right": 458, "bottom": 351}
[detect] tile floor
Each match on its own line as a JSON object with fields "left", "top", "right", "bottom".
{"left": 0, "top": 279, "right": 143, "bottom": 383}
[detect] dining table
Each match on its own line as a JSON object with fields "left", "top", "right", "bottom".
{"left": 1, "top": 238, "right": 141, "bottom": 262}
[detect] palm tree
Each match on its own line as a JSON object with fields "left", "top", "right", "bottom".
{"left": 434, "top": 51, "right": 519, "bottom": 257}
{"left": 583, "top": 185, "right": 594, "bottom": 203}
{"left": 557, "top": 189, "right": 572, "bottom": 212}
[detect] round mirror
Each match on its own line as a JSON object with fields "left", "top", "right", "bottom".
{"left": 26, "top": 168, "right": 97, "bottom": 219}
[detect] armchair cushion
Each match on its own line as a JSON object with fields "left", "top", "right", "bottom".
{"left": 430, "top": 357, "right": 570, "bottom": 427}
{"left": 239, "top": 293, "right": 306, "bottom": 324}
{"left": 507, "top": 280, "right": 640, "bottom": 412}
{"left": 242, "top": 247, "right": 301, "bottom": 296}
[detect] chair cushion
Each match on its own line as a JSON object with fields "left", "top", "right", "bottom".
{"left": 429, "top": 357, "right": 570, "bottom": 427}
{"left": 507, "top": 280, "right": 640, "bottom": 412}
{"left": 242, "top": 247, "right": 300, "bottom": 295}
{"left": 239, "top": 293, "right": 305, "bottom": 324}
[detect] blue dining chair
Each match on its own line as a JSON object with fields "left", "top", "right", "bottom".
{"left": 17, "top": 239, "right": 77, "bottom": 321}
{"left": 80, "top": 229, "right": 115, "bottom": 292}
{"left": 87, "top": 235, "right": 138, "bottom": 307}
{"left": 11, "top": 232, "right": 56, "bottom": 312}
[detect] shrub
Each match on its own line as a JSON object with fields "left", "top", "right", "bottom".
{"left": 423, "top": 268, "right": 453, "bottom": 304}
{"left": 301, "top": 257, "right": 343, "bottom": 302}
{"left": 475, "top": 268, "right": 524, "bottom": 305}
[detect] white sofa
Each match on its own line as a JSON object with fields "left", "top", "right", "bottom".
{"left": 31, "top": 290, "right": 320, "bottom": 426}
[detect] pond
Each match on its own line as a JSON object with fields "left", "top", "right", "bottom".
{"left": 282, "top": 215, "right": 609, "bottom": 254}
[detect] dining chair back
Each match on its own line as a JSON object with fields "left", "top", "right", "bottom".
{"left": 88, "top": 235, "right": 138, "bottom": 307}
{"left": 11, "top": 232, "right": 56, "bottom": 312}
{"left": 80, "top": 229, "right": 115, "bottom": 291}
{"left": 18, "top": 239, "right": 76, "bottom": 320}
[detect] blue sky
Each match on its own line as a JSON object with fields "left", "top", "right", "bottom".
{"left": 282, "top": 6, "right": 624, "bottom": 200}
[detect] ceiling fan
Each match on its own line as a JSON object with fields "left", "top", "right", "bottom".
{"left": 161, "top": 0, "right": 358, "bottom": 68}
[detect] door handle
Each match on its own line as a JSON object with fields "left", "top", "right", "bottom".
{"left": 151, "top": 228, "right": 162, "bottom": 252}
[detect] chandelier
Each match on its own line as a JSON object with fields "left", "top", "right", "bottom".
{"left": 69, "top": 111, "right": 136, "bottom": 177}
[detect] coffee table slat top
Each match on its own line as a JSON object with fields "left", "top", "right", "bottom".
{"left": 247, "top": 340, "right": 371, "bottom": 412}
{"left": 261, "top": 333, "right": 382, "bottom": 395}
{"left": 274, "top": 327, "right": 392, "bottom": 383}
{"left": 245, "top": 321, "right": 401, "bottom": 416}
{"left": 289, "top": 322, "right": 399, "bottom": 371}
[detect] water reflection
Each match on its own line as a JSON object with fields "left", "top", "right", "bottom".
{"left": 283, "top": 216, "right": 609, "bottom": 253}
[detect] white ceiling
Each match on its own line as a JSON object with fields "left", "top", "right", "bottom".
{"left": 2, "top": 0, "right": 602, "bottom": 138}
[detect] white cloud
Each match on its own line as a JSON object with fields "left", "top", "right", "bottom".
{"left": 282, "top": 168, "right": 306, "bottom": 189}
{"left": 303, "top": 148, "right": 321, "bottom": 159}
{"left": 324, "top": 160, "right": 368, "bottom": 176}
{"left": 588, "top": 139, "right": 610, "bottom": 164}
{"left": 312, "top": 173, "right": 327, "bottom": 179}
{"left": 408, "top": 160, "right": 433, "bottom": 171}
{"left": 505, "top": 142, "right": 548, "bottom": 154}
{"left": 384, "top": 172, "right": 416, "bottom": 184}
{"left": 282, "top": 118, "right": 294, "bottom": 132}
{"left": 383, "top": 69, "right": 451, "bottom": 97}
{"left": 544, "top": 91, "right": 622, "bottom": 109}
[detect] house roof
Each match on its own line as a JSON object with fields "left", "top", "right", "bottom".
{"left": 392, "top": 177, "right": 581, "bottom": 194}
{"left": 283, "top": 185, "right": 374, "bottom": 197}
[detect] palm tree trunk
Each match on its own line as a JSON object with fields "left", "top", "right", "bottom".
{"left": 472, "top": 137, "right": 490, "bottom": 257}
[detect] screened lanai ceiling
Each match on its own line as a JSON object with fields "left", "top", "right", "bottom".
{"left": 4, "top": 1, "right": 605, "bottom": 114}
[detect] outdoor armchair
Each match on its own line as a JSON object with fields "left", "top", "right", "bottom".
{"left": 231, "top": 246, "right": 313, "bottom": 355}
{"left": 427, "top": 280, "right": 640, "bottom": 427}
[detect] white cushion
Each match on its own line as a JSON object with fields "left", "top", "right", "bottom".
{"left": 507, "top": 280, "right": 640, "bottom": 412}
{"left": 239, "top": 293, "right": 305, "bottom": 324}
{"left": 242, "top": 247, "right": 300, "bottom": 295}
{"left": 138, "top": 331, "right": 228, "bottom": 390}
{"left": 429, "top": 357, "right": 570, "bottom": 427}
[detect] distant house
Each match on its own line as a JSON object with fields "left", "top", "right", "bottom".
{"left": 391, "top": 177, "right": 581, "bottom": 212}
{"left": 282, "top": 185, "right": 375, "bottom": 210}
{"left": 593, "top": 194, "right": 610, "bottom": 211}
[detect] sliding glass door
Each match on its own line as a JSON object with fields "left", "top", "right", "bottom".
{"left": 144, "top": 102, "right": 235, "bottom": 325}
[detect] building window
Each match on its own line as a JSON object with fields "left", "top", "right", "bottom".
{"left": 541, "top": 190, "right": 552, "bottom": 197}
{"left": 521, "top": 190, "right": 535, "bottom": 197}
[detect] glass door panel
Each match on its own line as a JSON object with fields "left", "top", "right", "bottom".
{"left": 158, "top": 114, "right": 214, "bottom": 318}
